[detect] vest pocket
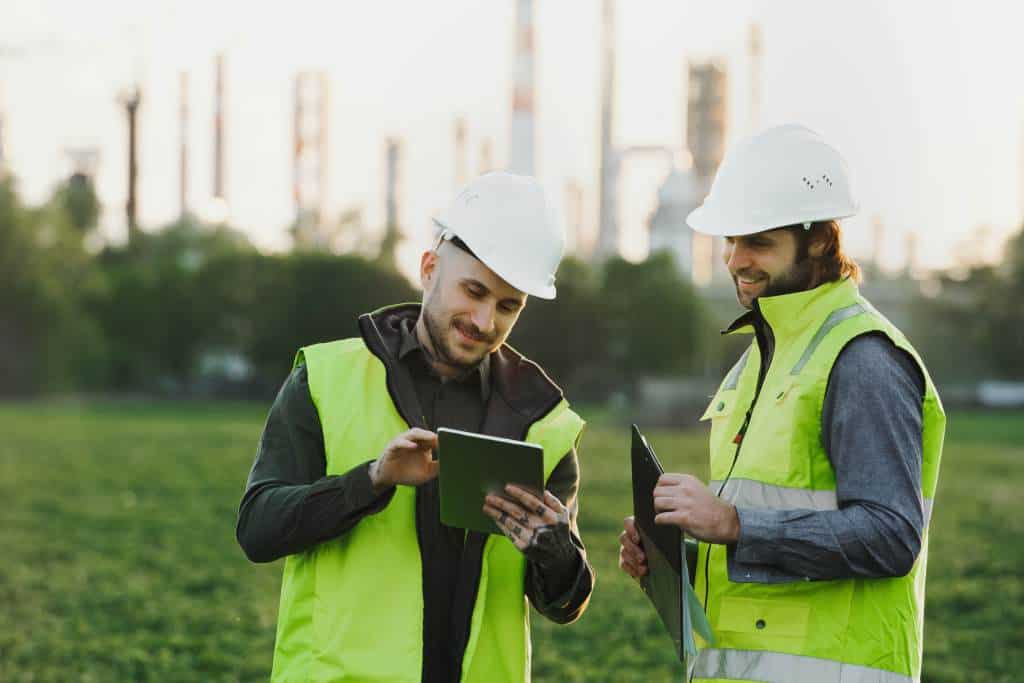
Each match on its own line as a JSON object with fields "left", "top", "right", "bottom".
{"left": 701, "top": 394, "right": 739, "bottom": 478}
{"left": 716, "top": 596, "right": 810, "bottom": 650}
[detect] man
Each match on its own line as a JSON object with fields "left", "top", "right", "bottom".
{"left": 238, "top": 172, "right": 593, "bottom": 682}
{"left": 618, "top": 125, "right": 945, "bottom": 683}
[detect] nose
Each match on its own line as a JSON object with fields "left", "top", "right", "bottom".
{"left": 470, "top": 301, "right": 496, "bottom": 336}
{"left": 725, "top": 239, "right": 749, "bottom": 273}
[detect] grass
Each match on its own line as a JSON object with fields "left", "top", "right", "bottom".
{"left": 1, "top": 401, "right": 1021, "bottom": 682}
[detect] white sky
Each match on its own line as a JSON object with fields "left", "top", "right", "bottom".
{"left": 2, "top": 0, "right": 1022, "bottom": 278}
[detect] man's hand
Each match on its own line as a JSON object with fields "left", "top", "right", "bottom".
{"left": 653, "top": 474, "right": 740, "bottom": 544}
{"left": 369, "top": 428, "right": 439, "bottom": 493}
{"left": 618, "top": 516, "right": 648, "bottom": 580}
{"left": 483, "top": 485, "right": 576, "bottom": 569}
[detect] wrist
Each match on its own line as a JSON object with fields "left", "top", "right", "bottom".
{"left": 725, "top": 504, "right": 741, "bottom": 544}
{"left": 369, "top": 458, "right": 390, "bottom": 493}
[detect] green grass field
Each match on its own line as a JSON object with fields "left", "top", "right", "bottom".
{"left": 1, "top": 401, "right": 1021, "bottom": 682}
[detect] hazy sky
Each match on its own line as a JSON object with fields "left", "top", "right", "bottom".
{"left": 3, "top": 0, "right": 1022, "bottom": 278}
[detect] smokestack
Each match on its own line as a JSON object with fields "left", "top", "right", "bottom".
{"left": 454, "top": 118, "right": 468, "bottom": 188}
{"left": 748, "top": 23, "right": 762, "bottom": 134}
{"left": 595, "top": 0, "right": 620, "bottom": 262}
{"left": 179, "top": 71, "right": 190, "bottom": 219}
{"left": 565, "top": 179, "right": 584, "bottom": 255}
{"left": 479, "top": 138, "right": 494, "bottom": 175}
{"left": 379, "top": 137, "right": 402, "bottom": 267}
{"left": 509, "top": 0, "right": 536, "bottom": 175}
{"left": 121, "top": 85, "right": 142, "bottom": 243}
{"left": 292, "top": 71, "right": 330, "bottom": 248}
{"left": 213, "top": 53, "right": 226, "bottom": 205}
{"left": 871, "top": 214, "right": 885, "bottom": 271}
{"left": 905, "top": 230, "right": 919, "bottom": 278}
{"left": 0, "top": 82, "right": 7, "bottom": 178}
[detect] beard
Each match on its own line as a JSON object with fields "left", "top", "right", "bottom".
{"left": 734, "top": 257, "right": 815, "bottom": 308}
{"left": 421, "top": 303, "right": 495, "bottom": 373}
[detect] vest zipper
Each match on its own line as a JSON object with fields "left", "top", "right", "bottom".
{"left": 697, "top": 309, "right": 774, "bottom": 678}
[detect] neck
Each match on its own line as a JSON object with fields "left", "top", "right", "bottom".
{"left": 414, "top": 315, "right": 465, "bottom": 381}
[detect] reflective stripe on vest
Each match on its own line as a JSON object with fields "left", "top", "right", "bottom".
{"left": 790, "top": 303, "right": 866, "bottom": 375}
{"left": 691, "top": 648, "right": 913, "bottom": 683}
{"left": 723, "top": 348, "right": 752, "bottom": 391}
{"left": 710, "top": 478, "right": 935, "bottom": 526}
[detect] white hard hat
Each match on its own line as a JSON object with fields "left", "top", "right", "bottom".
{"left": 686, "top": 124, "right": 859, "bottom": 237}
{"left": 432, "top": 172, "right": 565, "bottom": 299}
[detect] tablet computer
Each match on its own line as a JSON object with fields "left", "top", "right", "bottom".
{"left": 437, "top": 427, "right": 545, "bottom": 535}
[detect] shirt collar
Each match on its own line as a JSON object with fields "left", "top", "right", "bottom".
{"left": 398, "top": 317, "right": 492, "bottom": 401}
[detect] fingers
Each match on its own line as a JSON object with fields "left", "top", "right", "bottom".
{"left": 618, "top": 529, "right": 646, "bottom": 563}
{"left": 404, "top": 428, "right": 438, "bottom": 448}
{"left": 653, "top": 495, "right": 680, "bottom": 512}
{"left": 503, "top": 484, "right": 560, "bottom": 524}
{"left": 618, "top": 545, "right": 648, "bottom": 579}
{"left": 483, "top": 502, "right": 529, "bottom": 549}
{"left": 623, "top": 516, "right": 637, "bottom": 535}
{"left": 656, "top": 473, "right": 690, "bottom": 487}
{"left": 654, "top": 511, "right": 684, "bottom": 527}
{"left": 483, "top": 493, "right": 531, "bottom": 527}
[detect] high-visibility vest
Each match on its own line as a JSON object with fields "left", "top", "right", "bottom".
{"left": 692, "top": 278, "right": 945, "bottom": 683}
{"left": 270, "top": 338, "right": 584, "bottom": 682}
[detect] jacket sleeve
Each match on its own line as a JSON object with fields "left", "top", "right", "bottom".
{"left": 525, "top": 448, "right": 595, "bottom": 623}
{"left": 235, "top": 363, "right": 396, "bottom": 563}
{"left": 729, "top": 333, "right": 926, "bottom": 582}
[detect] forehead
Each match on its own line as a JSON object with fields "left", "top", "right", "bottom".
{"left": 437, "top": 242, "right": 526, "bottom": 300}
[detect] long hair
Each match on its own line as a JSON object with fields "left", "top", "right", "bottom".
{"left": 794, "top": 220, "right": 862, "bottom": 287}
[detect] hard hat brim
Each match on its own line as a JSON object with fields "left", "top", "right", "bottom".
{"left": 431, "top": 218, "right": 557, "bottom": 300}
{"left": 686, "top": 205, "right": 858, "bottom": 237}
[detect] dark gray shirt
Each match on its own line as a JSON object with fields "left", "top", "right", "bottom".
{"left": 729, "top": 332, "right": 927, "bottom": 582}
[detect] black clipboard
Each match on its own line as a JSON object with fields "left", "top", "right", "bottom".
{"left": 631, "top": 424, "right": 712, "bottom": 665}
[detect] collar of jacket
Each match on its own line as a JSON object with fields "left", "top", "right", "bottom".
{"left": 357, "top": 303, "right": 566, "bottom": 439}
{"left": 721, "top": 278, "right": 860, "bottom": 340}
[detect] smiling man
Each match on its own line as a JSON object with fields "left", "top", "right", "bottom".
{"left": 237, "top": 172, "right": 593, "bottom": 682}
{"left": 618, "top": 125, "right": 945, "bottom": 683}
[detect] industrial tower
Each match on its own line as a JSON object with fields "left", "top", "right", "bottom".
{"left": 0, "top": 83, "right": 7, "bottom": 179}
{"left": 120, "top": 85, "right": 142, "bottom": 243}
{"left": 378, "top": 137, "right": 403, "bottom": 267}
{"left": 509, "top": 0, "right": 536, "bottom": 175}
{"left": 595, "top": 0, "right": 620, "bottom": 262}
{"left": 212, "top": 53, "right": 227, "bottom": 216}
{"left": 179, "top": 71, "right": 190, "bottom": 219}
{"left": 687, "top": 61, "right": 728, "bottom": 283}
{"left": 748, "top": 23, "right": 762, "bottom": 134}
{"left": 454, "top": 117, "right": 468, "bottom": 188}
{"left": 292, "top": 70, "right": 330, "bottom": 249}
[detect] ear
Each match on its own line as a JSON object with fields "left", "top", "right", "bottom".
{"left": 420, "top": 250, "right": 438, "bottom": 290}
{"left": 807, "top": 232, "right": 828, "bottom": 258}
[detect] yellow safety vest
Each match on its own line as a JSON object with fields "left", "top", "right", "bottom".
{"left": 693, "top": 278, "right": 945, "bottom": 683}
{"left": 270, "top": 338, "right": 584, "bottom": 682}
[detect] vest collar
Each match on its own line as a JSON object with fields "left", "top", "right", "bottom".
{"left": 723, "top": 278, "right": 860, "bottom": 341}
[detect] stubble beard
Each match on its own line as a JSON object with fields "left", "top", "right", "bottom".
{"left": 422, "top": 304, "right": 490, "bottom": 373}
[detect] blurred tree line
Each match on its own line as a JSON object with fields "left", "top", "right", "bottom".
{"left": 911, "top": 227, "right": 1024, "bottom": 383}
{"left": 6, "top": 172, "right": 1019, "bottom": 400}
{"left": 0, "top": 175, "right": 712, "bottom": 400}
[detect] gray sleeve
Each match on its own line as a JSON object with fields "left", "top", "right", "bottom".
{"left": 525, "top": 448, "right": 595, "bottom": 623}
{"left": 235, "top": 364, "right": 395, "bottom": 563}
{"left": 729, "top": 333, "right": 926, "bottom": 582}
